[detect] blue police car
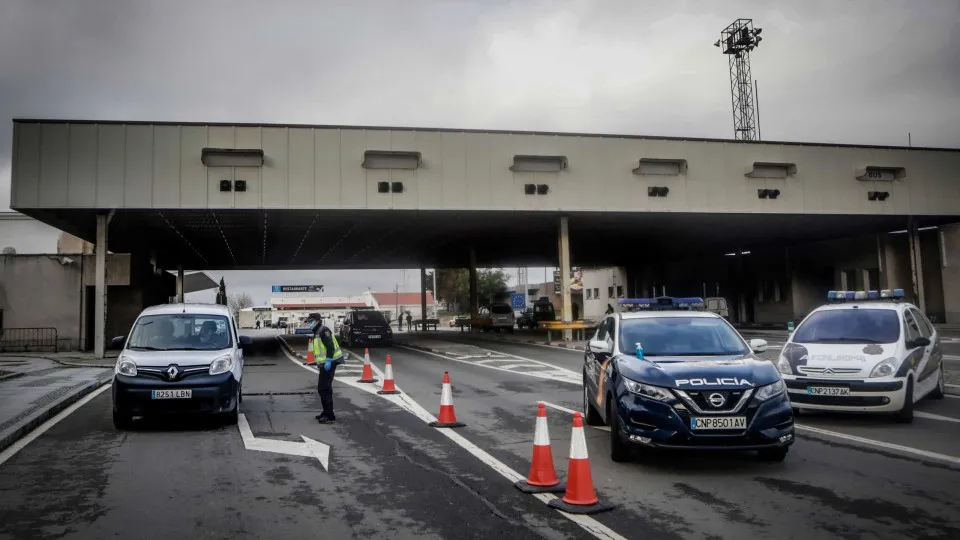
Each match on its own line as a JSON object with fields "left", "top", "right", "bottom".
{"left": 582, "top": 297, "right": 794, "bottom": 462}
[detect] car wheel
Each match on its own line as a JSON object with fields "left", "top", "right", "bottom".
{"left": 608, "top": 397, "right": 630, "bottom": 463}
{"left": 113, "top": 409, "right": 133, "bottom": 430}
{"left": 582, "top": 375, "right": 604, "bottom": 426}
{"left": 791, "top": 407, "right": 802, "bottom": 417}
{"left": 930, "top": 363, "right": 945, "bottom": 400}
{"left": 758, "top": 446, "right": 789, "bottom": 462}
{"left": 238, "top": 382, "right": 243, "bottom": 405}
{"left": 507, "top": 327, "right": 515, "bottom": 334}
{"left": 895, "top": 378, "right": 914, "bottom": 423}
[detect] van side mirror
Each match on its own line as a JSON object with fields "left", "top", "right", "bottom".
{"left": 110, "top": 336, "right": 127, "bottom": 350}
{"left": 749, "top": 339, "right": 768, "bottom": 353}
{"left": 908, "top": 337, "right": 930, "bottom": 349}
{"left": 238, "top": 335, "right": 253, "bottom": 348}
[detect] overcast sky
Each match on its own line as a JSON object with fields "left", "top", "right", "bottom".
{"left": 2, "top": 0, "right": 958, "bottom": 301}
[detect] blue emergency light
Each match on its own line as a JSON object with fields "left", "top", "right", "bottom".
{"left": 619, "top": 296, "right": 705, "bottom": 311}
{"left": 827, "top": 289, "right": 904, "bottom": 302}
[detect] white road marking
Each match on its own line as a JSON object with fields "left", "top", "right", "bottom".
{"left": 795, "top": 424, "right": 960, "bottom": 466}
{"left": 397, "top": 344, "right": 581, "bottom": 385}
{"left": 541, "top": 401, "right": 579, "bottom": 415}
{"left": 0, "top": 383, "right": 112, "bottom": 467}
{"left": 946, "top": 394, "right": 960, "bottom": 400}
{"left": 942, "top": 356, "right": 960, "bottom": 362}
{"left": 946, "top": 383, "right": 960, "bottom": 389}
{"left": 277, "top": 337, "right": 626, "bottom": 540}
{"left": 915, "top": 411, "right": 960, "bottom": 424}
{"left": 237, "top": 413, "right": 330, "bottom": 470}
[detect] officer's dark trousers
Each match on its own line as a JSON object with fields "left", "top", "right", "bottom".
{"left": 317, "top": 362, "right": 338, "bottom": 419}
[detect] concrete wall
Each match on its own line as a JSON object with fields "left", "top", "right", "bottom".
{"left": 0, "top": 255, "right": 83, "bottom": 349}
{"left": 12, "top": 121, "right": 960, "bottom": 216}
{"left": 941, "top": 224, "right": 960, "bottom": 324}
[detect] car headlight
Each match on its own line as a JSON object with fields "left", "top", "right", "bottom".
{"left": 776, "top": 356, "right": 793, "bottom": 375}
{"left": 755, "top": 379, "right": 786, "bottom": 401}
{"left": 116, "top": 357, "right": 137, "bottom": 377}
{"left": 869, "top": 357, "right": 899, "bottom": 378}
{"left": 209, "top": 355, "right": 234, "bottom": 375}
{"left": 623, "top": 378, "right": 673, "bottom": 401}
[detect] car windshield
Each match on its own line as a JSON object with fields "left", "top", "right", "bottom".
{"left": 792, "top": 308, "right": 900, "bottom": 344}
{"left": 354, "top": 311, "right": 387, "bottom": 325}
{"left": 127, "top": 313, "right": 232, "bottom": 351}
{"left": 618, "top": 316, "right": 749, "bottom": 357}
{"left": 491, "top": 305, "right": 512, "bottom": 315}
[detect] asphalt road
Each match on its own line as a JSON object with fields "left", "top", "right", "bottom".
{"left": 1, "top": 330, "right": 959, "bottom": 539}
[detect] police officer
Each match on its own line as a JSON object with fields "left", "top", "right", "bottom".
{"left": 309, "top": 314, "right": 344, "bottom": 423}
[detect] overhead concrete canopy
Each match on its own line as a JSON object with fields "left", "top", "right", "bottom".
{"left": 10, "top": 120, "right": 960, "bottom": 269}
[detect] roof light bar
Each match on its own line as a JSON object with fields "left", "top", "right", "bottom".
{"left": 619, "top": 296, "right": 705, "bottom": 311}
{"left": 827, "top": 289, "right": 904, "bottom": 302}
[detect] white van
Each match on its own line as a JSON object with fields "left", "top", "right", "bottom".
{"left": 110, "top": 303, "right": 250, "bottom": 429}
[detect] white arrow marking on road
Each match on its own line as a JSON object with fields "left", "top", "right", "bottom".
{"left": 915, "top": 411, "right": 960, "bottom": 424}
{"left": 237, "top": 413, "right": 330, "bottom": 471}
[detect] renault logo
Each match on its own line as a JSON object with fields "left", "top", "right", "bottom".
{"left": 166, "top": 365, "right": 180, "bottom": 380}
{"left": 708, "top": 393, "right": 726, "bottom": 407}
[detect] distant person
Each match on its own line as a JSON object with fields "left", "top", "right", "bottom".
{"left": 406, "top": 313, "right": 413, "bottom": 332}
{"left": 605, "top": 304, "right": 615, "bottom": 315}
{"left": 255, "top": 320, "right": 261, "bottom": 330}
{"left": 310, "top": 314, "right": 344, "bottom": 423}
{"left": 397, "top": 314, "right": 404, "bottom": 332}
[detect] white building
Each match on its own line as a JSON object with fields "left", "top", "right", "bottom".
{"left": 582, "top": 267, "right": 629, "bottom": 321}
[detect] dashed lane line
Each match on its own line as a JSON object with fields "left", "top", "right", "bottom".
{"left": 0, "top": 383, "right": 112, "bottom": 467}
{"left": 915, "top": 411, "right": 960, "bottom": 424}
{"left": 276, "top": 337, "right": 627, "bottom": 540}
{"left": 795, "top": 424, "right": 960, "bottom": 467}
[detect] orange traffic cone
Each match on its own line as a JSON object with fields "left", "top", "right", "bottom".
{"left": 428, "top": 371, "right": 465, "bottom": 428}
{"left": 547, "top": 412, "right": 614, "bottom": 514}
{"left": 303, "top": 338, "right": 315, "bottom": 366}
{"left": 515, "top": 403, "right": 565, "bottom": 493}
{"left": 377, "top": 355, "right": 401, "bottom": 395}
{"left": 357, "top": 348, "right": 377, "bottom": 383}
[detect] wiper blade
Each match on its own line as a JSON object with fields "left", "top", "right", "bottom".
{"left": 128, "top": 346, "right": 166, "bottom": 351}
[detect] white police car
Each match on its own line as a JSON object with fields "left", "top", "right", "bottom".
{"left": 778, "top": 289, "right": 945, "bottom": 423}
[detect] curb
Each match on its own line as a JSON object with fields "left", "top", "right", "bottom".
{"left": 0, "top": 370, "right": 114, "bottom": 454}
{"left": 49, "top": 358, "right": 116, "bottom": 369}
{"left": 0, "top": 372, "right": 25, "bottom": 382}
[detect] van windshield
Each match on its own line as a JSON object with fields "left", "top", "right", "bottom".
{"left": 793, "top": 309, "right": 900, "bottom": 344}
{"left": 127, "top": 314, "right": 233, "bottom": 351}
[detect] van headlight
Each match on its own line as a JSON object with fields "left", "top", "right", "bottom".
{"left": 755, "top": 379, "right": 786, "bottom": 401}
{"left": 869, "top": 357, "right": 899, "bottom": 378}
{"left": 209, "top": 355, "right": 234, "bottom": 375}
{"left": 623, "top": 378, "right": 672, "bottom": 401}
{"left": 776, "top": 356, "right": 793, "bottom": 375}
{"left": 116, "top": 357, "right": 137, "bottom": 376}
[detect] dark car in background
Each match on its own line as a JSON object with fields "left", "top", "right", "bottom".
{"left": 339, "top": 308, "right": 393, "bottom": 347}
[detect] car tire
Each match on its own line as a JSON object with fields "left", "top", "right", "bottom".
{"left": 791, "top": 407, "right": 802, "bottom": 417}
{"left": 113, "top": 409, "right": 133, "bottom": 430}
{"left": 238, "top": 382, "right": 243, "bottom": 405}
{"left": 507, "top": 327, "right": 515, "bottom": 334}
{"left": 758, "top": 446, "right": 789, "bottom": 462}
{"left": 608, "top": 397, "right": 630, "bottom": 463}
{"left": 582, "top": 375, "right": 604, "bottom": 426}
{"left": 895, "top": 378, "right": 914, "bottom": 424}
{"left": 930, "top": 363, "right": 945, "bottom": 400}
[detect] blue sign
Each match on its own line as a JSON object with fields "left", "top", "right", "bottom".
{"left": 510, "top": 293, "right": 526, "bottom": 311}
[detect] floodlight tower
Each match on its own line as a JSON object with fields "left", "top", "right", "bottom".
{"left": 714, "top": 19, "right": 763, "bottom": 141}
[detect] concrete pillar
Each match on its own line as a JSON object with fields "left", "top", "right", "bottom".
{"left": 176, "top": 267, "right": 185, "bottom": 303}
{"left": 559, "top": 216, "right": 573, "bottom": 340}
{"left": 420, "top": 267, "right": 428, "bottom": 332}
{"left": 94, "top": 214, "right": 108, "bottom": 359}
{"left": 908, "top": 221, "right": 926, "bottom": 312}
{"left": 468, "top": 248, "right": 478, "bottom": 318}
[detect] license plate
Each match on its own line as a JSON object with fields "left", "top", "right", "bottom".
{"left": 807, "top": 386, "right": 850, "bottom": 396}
{"left": 690, "top": 416, "right": 746, "bottom": 430}
{"left": 152, "top": 389, "right": 192, "bottom": 399}
{"left": 368, "top": 335, "right": 381, "bottom": 339}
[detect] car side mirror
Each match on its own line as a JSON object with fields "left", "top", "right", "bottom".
{"left": 749, "top": 339, "right": 768, "bottom": 353}
{"left": 908, "top": 337, "right": 931, "bottom": 349}
{"left": 238, "top": 335, "right": 253, "bottom": 348}
{"left": 588, "top": 340, "right": 610, "bottom": 355}
{"left": 109, "top": 336, "right": 126, "bottom": 350}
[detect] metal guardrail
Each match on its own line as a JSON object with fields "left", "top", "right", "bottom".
{"left": 0, "top": 327, "right": 59, "bottom": 353}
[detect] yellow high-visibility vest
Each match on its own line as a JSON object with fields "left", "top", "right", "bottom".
{"left": 313, "top": 333, "right": 343, "bottom": 361}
